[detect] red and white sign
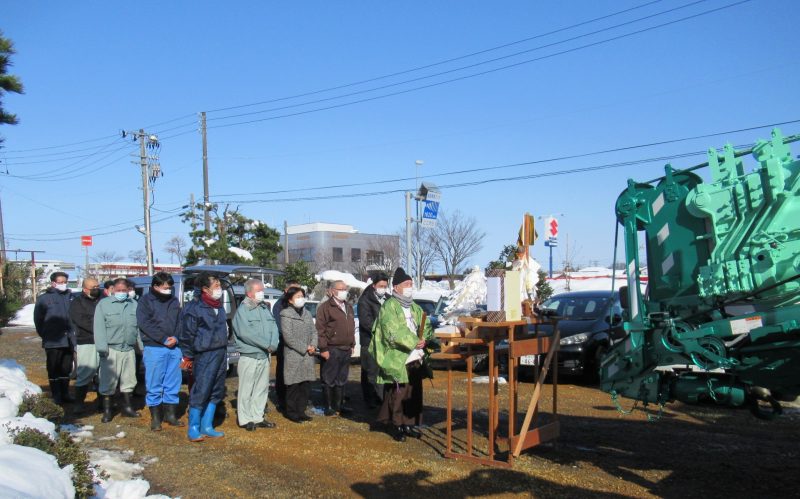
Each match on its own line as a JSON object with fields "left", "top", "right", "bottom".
{"left": 81, "top": 235, "right": 93, "bottom": 247}
{"left": 545, "top": 217, "right": 558, "bottom": 239}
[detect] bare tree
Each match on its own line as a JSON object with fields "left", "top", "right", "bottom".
{"left": 164, "top": 235, "right": 188, "bottom": 264}
{"left": 93, "top": 250, "right": 120, "bottom": 263}
{"left": 398, "top": 228, "right": 438, "bottom": 283}
{"left": 429, "top": 210, "right": 485, "bottom": 289}
{"left": 128, "top": 249, "right": 146, "bottom": 265}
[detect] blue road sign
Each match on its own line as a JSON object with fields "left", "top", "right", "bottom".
{"left": 421, "top": 200, "right": 440, "bottom": 228}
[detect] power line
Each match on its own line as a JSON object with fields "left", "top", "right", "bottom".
{"left": 203, "top": 0, "right": 750, "bottom": 131}
{"left": 6, "top": 213, "right": 183, "bottom": 242}
{"left": 204, "top": 0, "right": 667, "bottom": 115}
{"left": 210, "top": 117, "right": 798, "bottom": 199}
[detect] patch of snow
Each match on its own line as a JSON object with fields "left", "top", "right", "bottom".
{"left": 61, "top": 423, "right": 95, "bottom": 443}
{"left": 202, "top": 238, "right": 217, "bottom": 246}
{"left": 228, "top": 246, "right": 253, "bottom": 261}
{"left": 471, "top": 376, "right": 507, "bottom": 385}
{"left": 316, "top": 270, "right": 368, "bottom": 290}
{"left": 89, "top": 449, "right": 144, "bottom": 481}
{"left": 442, "top": 266, "right": 487, "bottom": 322}
{"left": 98, "top": 431, "right": 126, "bottom": 441}
{"left": 8, "top": 303, "right": 35, "bottom": 327}
{"left": 0, "top": 444, "right": 75, "bottom": 498}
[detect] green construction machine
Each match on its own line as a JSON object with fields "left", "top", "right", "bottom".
{"left": 600, "top": 129, "right": 800, "bottom": 419}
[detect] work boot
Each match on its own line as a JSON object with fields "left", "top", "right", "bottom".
{"left": 163, "top": 404, "right": 185, "bottom": 427}
{"left": 323, "top": 386, "right": 336, "bottom": 417}
{"left": 149, "top": 405, "right": 163, "bottom": 431}
{"left": 59, "top": 380, "right": 75, "bottom": 403}
{"left": 402, "top": 425, "right": 422, "bottom": 439}
{"left": 200, "top": 402, "right": 224, "bottom": 438}
{"left": 101, "top": 396, "right": 114, "bottom": 423}
{"left": 187, "top": 407, "right": 204, "bottom": 442}
{"left": 335, "top": 386, "right": 352, "bottom": 416}
{"left": 73, "top": 385, "right": 89, "bottom": 416}
{"left": 49, "top": 380, "right": 64, "bottom": 405}
{"left": 391, "top": 426, "right": 406, "bottom": 442}
{"left": 120, "top": 393, "right": 141, "bottom": 418}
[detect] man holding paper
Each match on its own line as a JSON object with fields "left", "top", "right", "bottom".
{"left": 370, "top": 267, "right": 435, "bottom": 442}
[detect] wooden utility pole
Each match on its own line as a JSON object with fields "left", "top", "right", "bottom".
{"left": 138, "top": 129, "right": 155, "bottom": 275}
{"left": 201, "top": 112, "right": 211, "bottom": 235}
{"left": 284, "top": 220, "right": 289, "bottom": 268}
{"left": 0, "top": 196, "right": 6, "bottom": 296}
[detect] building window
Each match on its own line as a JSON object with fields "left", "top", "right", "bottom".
{"left": 289, "top": 248, "right": 313, "bottom": 263}
{"left": 366, "top": 250, "right": 384, "bottom": 265}
{"left": 351, "top": 248, "right": 361, "bottom": 263}
{"left": 332, "top": 247, "right": 343, "bottom": 263}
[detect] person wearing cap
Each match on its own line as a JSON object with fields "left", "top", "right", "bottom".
{"left": 316, "top": 280, "right": 356, "bottom": 416}
{"left": 369, "top": 267, "right": 435, "bottom": 442}
{"left": 357, "top": 272, "right": 390, "bottom": 408}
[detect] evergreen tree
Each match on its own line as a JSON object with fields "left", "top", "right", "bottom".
{"left": 0, "top": 30, "right": 23, "bottom": 137}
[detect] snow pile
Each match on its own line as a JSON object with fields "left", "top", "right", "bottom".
{"left": 441, "top": 266, "right": 487, "bottom": 323}
{"left": 413, "top": 280, "right": 451, "bottom": 301}
{"left": 61, "top": 423, "right": 95, "bottom": 442}
{"left": 0, "top": 444, "right": 75, "bottom": 498}
{"left": 91, "top": 449, "right": 170, "bottom": 499}
{"left": 547, "top": 267, "right": 647, "bottom": 295}
{"left": 0, "top": 412, "right": 57, "bottom": 445}
{"left": 316, "top": 270, "right": 368, "bottom": 290}
{"left": 228, "top": 246, "right": 254, "bottom": 261}
{"left": 8, "top": 303, "right": 35, "bottom": 327}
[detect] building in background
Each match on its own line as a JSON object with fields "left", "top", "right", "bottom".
{"left": 87, "top": 262, "right": 182, "bottom": 281}
{"left": 278, "top": 222, "right": 399, "bottom": 279}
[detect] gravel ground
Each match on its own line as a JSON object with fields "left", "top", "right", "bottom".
{"left": 2, "top": 326, "right": 799, "bottom": 498}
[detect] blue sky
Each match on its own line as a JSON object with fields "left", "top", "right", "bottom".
{"left": 1, "top": 0, "right": 798, "bottom": 272}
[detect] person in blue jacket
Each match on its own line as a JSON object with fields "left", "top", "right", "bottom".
{"left": 179, "top": 272, "right": 229, "bottom": 442}
{"left": 136, "top": 272, "right": 184, "bottom": 431}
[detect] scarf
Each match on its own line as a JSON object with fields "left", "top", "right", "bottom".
{"left": 393, "top": 290, "right": 413, "bottom": 308}
{"left": 201, "top": 292, "right": 221, "bottom": 308}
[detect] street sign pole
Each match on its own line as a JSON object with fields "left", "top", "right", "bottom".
{"left": 81, "top": 235, "right": 93, "bottom": 280}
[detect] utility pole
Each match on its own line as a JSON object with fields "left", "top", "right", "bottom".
{"left": 284, "top": 220, "right": 289, "bottom": 268}
{"left": 122, "top": 129, "right": 161, "bottom": 276}
{"left": 0, "top": 196, "right": 6, "bottom": 296}
{"left": 201, "top": 112, "right": 211, "bottom": 235}
{"left": 405, "top": 192, "right": 413, "bottom": 278}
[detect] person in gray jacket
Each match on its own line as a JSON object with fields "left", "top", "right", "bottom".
{"left": 232, "top": 278, "right": 280, "bottom": 431}
{"left": 280, "top": 286, "right": 317, "bottom": 423}
{"left": 94, "top": 277, "right": 143, "bottom": 423}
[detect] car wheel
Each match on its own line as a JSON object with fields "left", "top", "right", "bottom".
{"left": 588, "top": 343, "right": 608, "bottom": 384}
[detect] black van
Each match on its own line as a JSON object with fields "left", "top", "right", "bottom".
{"left": 520, "top": 290, "right": 624, "bottom": 380}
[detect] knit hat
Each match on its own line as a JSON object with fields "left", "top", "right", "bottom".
{"left": 392, "top": 267, "right": 412, "bottom": 285}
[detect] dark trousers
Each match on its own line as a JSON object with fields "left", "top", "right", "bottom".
{"left": 285, "top": 381, "right": 310, "bottom": 419}
{"left": 320, "top": 347, "right": 350, "bottom": 387}
{"left": 275, "top": 339, "right": 286, "bottom": 407}
{"left": 46, "top": 347, "right": 73, "bottom": 382}
{"left": 359, "top": 337, "right": 382, "bottom": 402}
{"left": 377, "top": 363, "right": 424, "bottom": 427}
{"left": 189, "top": 348, "right": 227, "bottom": 409}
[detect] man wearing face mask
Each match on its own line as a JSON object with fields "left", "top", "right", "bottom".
{"left": 370, "top": 267, "right": 434, "bottom": 442}
{"left": 316, "top": 280, "right": 356, "bottom": 417}
{"left": 357, "top": 272, "right": 390, "bottom": 409}
{"left": 34, "top": 272, "right": 76, "bottom": 405}
{"left": 232, "top": 279, "right": 279, "bottom": 431}
{"left": 94, "top": 277, "right": 143, "bottom": 423}
{"left": 69, "top": 277, "right": 103, "bottom": 415}
{"left": 136, "top": 272, "right": 184, "bottom": 431}
{"left": 179, "top": 272, "right": 229, "bottom": 441}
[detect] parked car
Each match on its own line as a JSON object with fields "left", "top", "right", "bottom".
{"left": 413, "top": 297, "right": 448, "bottom": 330}
{"left": 520, "top": 290, "right": 624, "bottom": 380}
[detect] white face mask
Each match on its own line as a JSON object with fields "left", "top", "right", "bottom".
{"left": 293, "top": 297, "right": 307, "bottom": 308}
{"left": 402, "top": 288, "right": 413, "bottom": 298}
{"left": 114, "top": 292, "right": 128, "bottom": 301}
{"left": 54, "top": 283, "right": 68, "bottom": 292}
{"left": 128, "top": 290, "right": 136, "bottom": 299}
{"left": 253, "top": 291, "right": 265, "bottom": 302}
{"left": 211, "top": 288, "right": 223, "bottom": 300}
{"left": 336, "top": 290, "right": 348, "bottom": 302}
{"left": 375, "top": 287, "right": 387, "bottom": 296}
{"left": 157, "top": 288, "right": 172, "bottom": 296}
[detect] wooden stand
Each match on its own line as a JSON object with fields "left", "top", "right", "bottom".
{"left": 433, "top": 317, "right": 560, "bottom": 467}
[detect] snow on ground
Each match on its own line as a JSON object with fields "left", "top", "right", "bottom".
{"left": 316, "top": 270, "right": 368, "bottom": 289}
{"left": 0, "top": 357, "right": 169, "bottom": 498}
{"left": 547, "top": 267, "right": 648, "bottom": 296}
{"left": 8, "top": 303, "right": 35, "bottom": 327}
{"left": 228, "top": 246, "right": 253, "bottom": 261}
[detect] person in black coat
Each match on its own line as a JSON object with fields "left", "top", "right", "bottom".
{"left": 68, "top": 277, "right": 102, "bottom": 414}
{"left": 356, "top": 272, "right": 390, "bottom": 408}
{"left": 33, "top": 271, "right": 75, "bottom": 405}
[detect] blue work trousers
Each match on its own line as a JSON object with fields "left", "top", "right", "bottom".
{"left": 189, "top": 347, "right": 227, "bottom": 409}
{"left": 143, "top": 345, "right": 183, "bottom": 407}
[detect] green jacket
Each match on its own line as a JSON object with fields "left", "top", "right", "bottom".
{"left": 93, "top": 296, "right": 142, "bottom": 355}
{"left": 232, "top": 298, "right": 279, "bottom": 360}
{"left": 370, "top": 297, "right": 434, "bottom": 384}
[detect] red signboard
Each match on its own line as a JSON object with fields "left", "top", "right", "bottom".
{"left": 81, "top": 235, "right": 93, "bottom": 247}
{"left": 545, "top": 217, "right": 558, "bottom": 239}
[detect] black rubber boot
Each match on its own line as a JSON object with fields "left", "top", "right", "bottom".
{"left": 49, "top": 380, "right": 64, "bottom": 405}
{"left": 149, "top": 405, "right": 163, "bottom": 431}
{"left": 101, "top": 396, "right": 114, "bottom": 423}
{"left": 323, "top": 386, "right": 336, "bottom": 416}
{"left": 336, "top": 386, "right": 352, "bottom": 416}
{"left": 59, "top": 379, "right": 75, "bottom": 404}
{"left": 163, "top": 404, "right": 185, "bottom": 427}
{"left": 120, "top": 393, "right": 141, "bottom": 418}
{"left": 403, "top": 425, "right": 422, "bottom": 439}
{"left": 391, "top": 426, "right": 407, "bottom": 442}
{"left": 73, "top": 385, "right": 89, "bottom": 415}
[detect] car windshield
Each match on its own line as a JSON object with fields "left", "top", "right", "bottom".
{"left": 541, "top": 295, "right": 611, "bottom": 320}
{"left": 414, "top": 300, "right": 436, "bottom": 315}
